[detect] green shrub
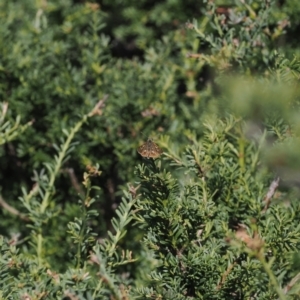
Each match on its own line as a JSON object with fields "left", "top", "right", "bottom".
{"left": 1, "top": 0, "right": 300, "bottom": 299}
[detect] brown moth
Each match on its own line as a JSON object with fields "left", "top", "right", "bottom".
{"left": 137, "top": 138, "right": 162, "bottom": 159}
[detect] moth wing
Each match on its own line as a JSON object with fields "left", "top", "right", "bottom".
{"left": 137, "top": 139, "right": 162, "bottom": 158}
{"left": 148, "top": 142, "right": 163, "bottom": 158}
{"left": 137, "top": 143, "right": 147, "bottom": 156}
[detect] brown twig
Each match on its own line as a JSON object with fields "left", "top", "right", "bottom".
{"left": 88, "top": 94, "right": 109, "bottom": 117}
{"left": 283, "top": 272, "right": 300, "bottom": 294}
{"left": 262, "top": 177, "right": 280, "bottom": 213}
{"left": 64, "top": 168, "right": 84, "bottom": 196}
{"left": 0, "top": 195, "right": 29, "bottom": 221}
{"left": 128, "top": 183, "right": 141, "bottom": 199}
{"left": 0, "top": 102, "right": 8, "bottom": 124}
{"left": 217, "top": 261, "right": 237, "bottom": 290}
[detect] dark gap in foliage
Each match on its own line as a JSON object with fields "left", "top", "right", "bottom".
{"left": 176, "top": 79, "right": 187, "bottom": 95}
{"left": 197, "top": 64, "right": 215, "bottom": 91}
{"left": 111, "top": 37, "right": 144, "bottom": 59}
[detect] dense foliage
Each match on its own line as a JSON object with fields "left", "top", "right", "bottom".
{"left": 1, "top": 0, "right": 300, "bottom": 299}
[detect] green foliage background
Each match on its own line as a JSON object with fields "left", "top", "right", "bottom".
{"left": 1, "top": 0, "right": 300, "bottom": 299}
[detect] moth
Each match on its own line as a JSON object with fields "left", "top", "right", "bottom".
{"left": 137, "top": 138, "right": 163, "bottom": 159}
